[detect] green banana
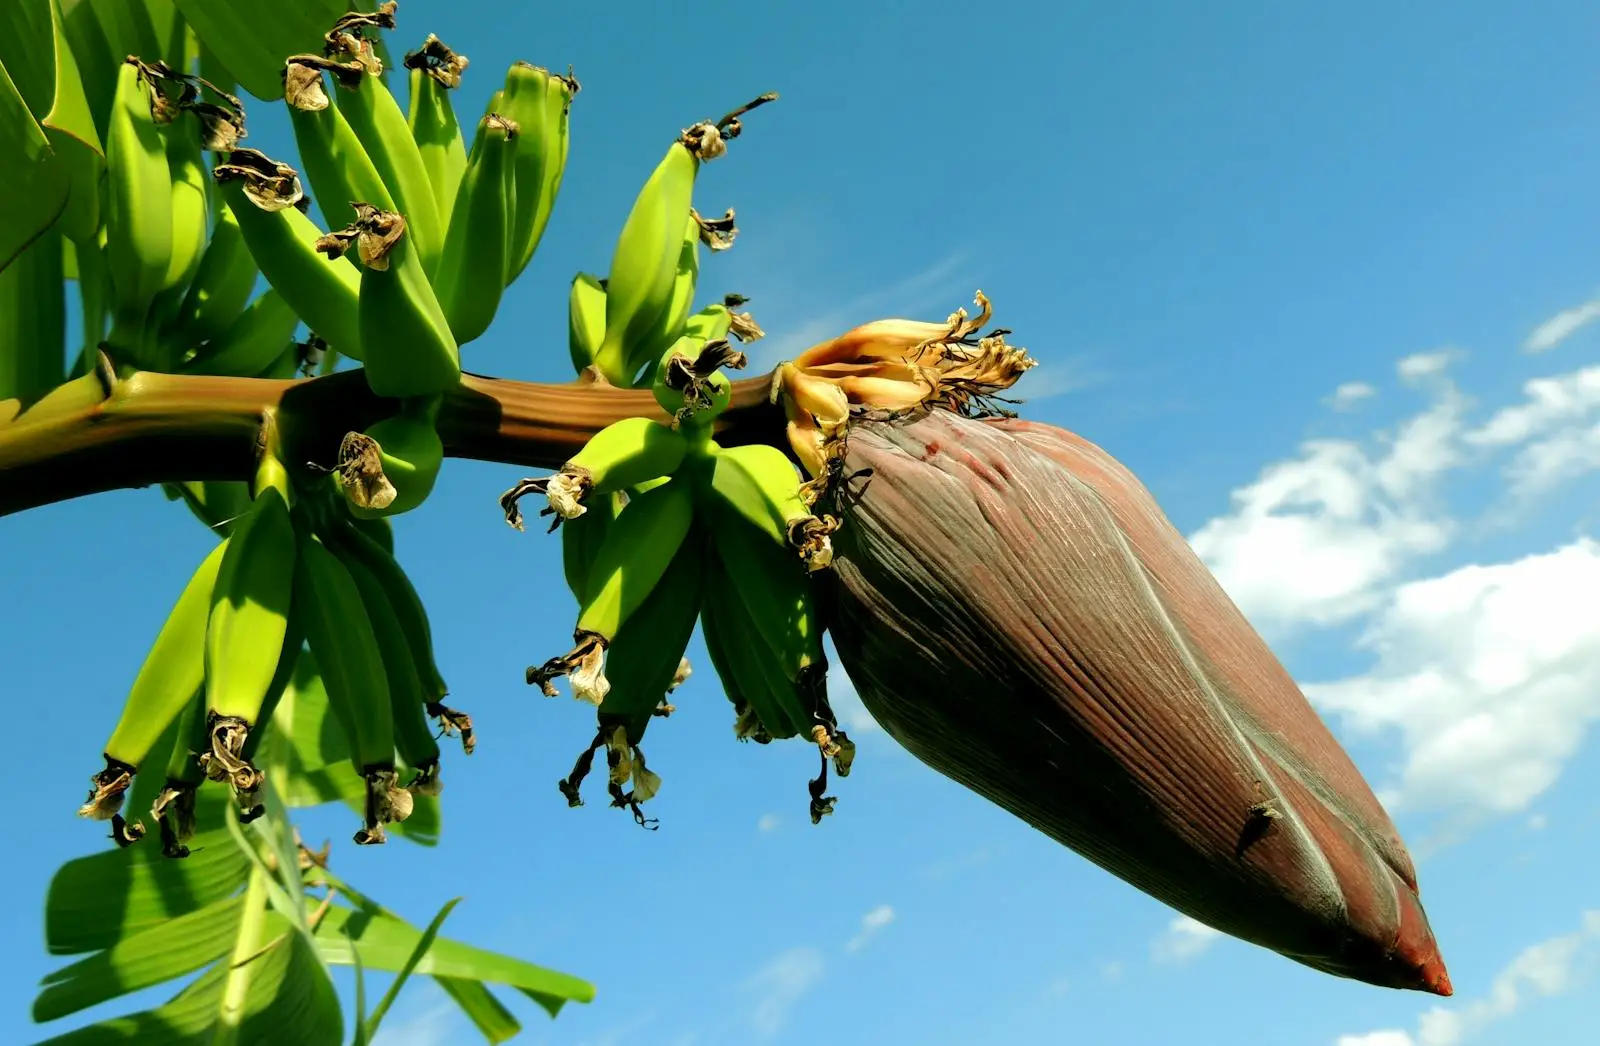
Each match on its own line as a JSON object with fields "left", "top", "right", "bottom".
{"left": 331, "top": 396, "right": 445, "bottom": 518}
{"left": 214, "top": 150, "right": 365, "bottom": 361}
{"left": 560, "top": 489, "right": 622, "bottom": 602}
{"left": 623, "top": 212, "right": 700, "bottom": 386}
{"left": 650, "top": 331, "right": 742, "bottom": 425}
{"left": 567, "top": 272, "right": 607, "bottom": 374}
{"left": 163, "top": 202, "right": 260, "bottom": 349}
{"left": 529, "top": 477, "right": 697, "bottom": 705}
{"left": 285, "top": 65, "right": 397, "bottom": 234}
{"left": 180, "top": 290, "right": 301, "bottom": 377}
{"left": 704, "top": 442, "right": 838, "bottom": 571}
{"left": 335, "top": 58, "right": 446, "bottom": 276}
{"left": 294, "top": 529, "right": 406, "bottom": 844}
{"left": 434, "top": 113, "right": 517, "bottom": 345}
{"left": 198, "top": 452, "right": 297, "bottom": 816}
{"left": 500, "top": 417, "right": 688, "bottom": 529}
{"left": 699, "top": 551, "right": 792, "bottom": 743}
{"left": 104, "top": 59, "right": 175, "bottom": 356}
{"left": 0, "top": 232, "right": 66, "bottom": 402}
{"left": 159, "top": 107, "right": 209, "bottom": 296}
{"left": 592, "top": 138, "right": 697, "bottom": 385}
{"left": 78, "top": 537, "right": 230, "bottom": 839}
{"left": 405, "top": 36, "right": 470, "bottom": 220}
{"left": 354, "top": 208, "right": 461, "bottom": 398}
{"left": 500, "top": 62, "right": 578, "bottom": 284}
{"left": 595, "top": 526, "right": 706, "bottom": 748}
{"left": 317, "top": 505, "right": 472, "bottom": 753}
{"left": 333, "top": 539, "right": 442, "bottom": 796}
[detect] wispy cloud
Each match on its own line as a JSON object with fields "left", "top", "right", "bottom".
{"left": 845, "top": 905, "right": 896, "bottom": 953}
{"left": 746, "top": 947, "right": 826, "bottom": 1040}
{"left": 371, "top": 993, "right": 459, "bottom": 1046}
{"left": 1151, "top": 916, "right": 1223, "bottom": 965}
{"left": 1327, "top": 381, "right": 1377, "bottom": 411}
{"left": 1335, "top": 911, "right": 1600, "bottom": 1046}
{"left": 757, "top": 813, "right": 780, "bottom": 832}
{"left": 1524, "top": 298, "right": 1600, "bottom": 353}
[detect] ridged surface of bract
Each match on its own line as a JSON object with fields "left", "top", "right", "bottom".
{"left": 825, "top": 408, "right": 1450, "bottom": 995}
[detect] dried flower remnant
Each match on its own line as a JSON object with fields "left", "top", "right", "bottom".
{"left": 527, "top": 631, "right": 610, "bottom": 705}
{"left": 403, "top": 34, "right": 470, "bottom": 89}
{"left": 314, "top": 204, "right": 406, "bottom": 270}
{"left": 823, "top": 408, "right": 1451, "bottom": 995}
{"left": 213, "top": 148, "right": 305, "bottom": 212}
{"left": 691, "top": 207, "right": 738, "bottom": 251}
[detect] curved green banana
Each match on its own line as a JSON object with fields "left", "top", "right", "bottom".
{"left": 567, "top": 272, "right": 607, "bottom": 374}
{"left": 163, "top": 202, "right": 260, "bottom": 350}
{"left": 334, "top": 541, "right": 441, "bottom": 796}
{"left": 501, "top": 62, "right": 577, "bottom": 284}
{"left": 407, "top": 61, "right": 468, "bottom": 221}
{"left": 560, "top": 489, "right": 621, "bottom": 602}
{"left": 199, "top": 456, "right": 297, "bottom": 815}
{"left": 356, "top": 210, "right": 461, "bottom": 398}
{"left": 434, "top": 112, "right": 517, "bottom": 345}
{"left": 624, "top": 212, "right": 700, "bottom": 386}
{"left": 79, "top": 536, "right": 230, "bottom": 829}
{"left": 699, "top": 552, "right": 795, "bottom": 742}
{"left": 593, "top": 139, "right": 697, "bottom": 385}
{"left": 215, "top": 159, "right": 365, "bottom": 361}
{"left": 294, "top": 531, "right": 405, "bottom": 844}
{"left": 286, "top": 78, "right": 397, "bottom": 235}
{"left": 338, "top": 68, "right": 446, "bottom": 276}
{"left": 704, "top": 442, "right": 836, "bottom": 570}
{"left": 333, "top": 396, "right": 445, "bottom": 518}
{"left": 149, "top": 108, "right": 209, "bottom": 351}
{"left": 104, "top": 59, "right": 174, "bottom": 354}
{"left": 180, "top": 290, "right": 300, "bottom": 377}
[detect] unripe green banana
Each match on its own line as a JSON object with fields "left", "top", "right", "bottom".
{"left": 331, "top": 396, "right": 445, "bottom": 518}
{"left": 104, "top": 59, "right": 175, "bottom": 355}
{"left": 560, "top": 489, "right": 621, "bottom": 602}
{"left": 215, "top": 155, "right": 365, "bottom": 362}
{"left": 526, "top": 417, "right": 689, "bottom": 524}
{"left": 433, "top": 112, "right": 516, "bottom": 345}
{"left": 149, "top": 688, "right": 208, "bottom": 858}
{"left": 651, "top": 332, "right": 741, "bottom": 424}
{"left": 285, "top": 69, "right": 397, "bottom": 234}
{"left": 293, "top": 531, "right": 405, "bottom": 844}
{"left": 0, "top": 232, "right": 66, "bottom": 402}
{"left": 79, "top": 537, "right": 230, "bottom": 829}
{"left": 500, "top": 62, "right": 577, "bottom": 284}
{"left": 407, "top": 63, "right": 468, "bottom": 220}
{"left": 180, "top": 290, "right": 300, "bottom": 377}
{"left": 163, "top": 202, "right": 260, "bottom": 349}
{"left": 160, "top": 108, "right": 209, "bottom": 294}
{"left": 335, "top": 541, "right": 441, "bottom": 796}
{"left": 596, "top": 526, "right": 706, "bottom": 748}
{"left": 593, "top": 139, "right": 697, "bottom": 385}
{"left": 529, "top": 477, "right": 696, "bottom": 706}
{"left": 337, "top": 66, "right": 446, "bottom": 277}
{"left": 567, "top": 272, "right": 607, "bottom": 374}
{"left": 699, "top": 552, "right": 795, "bottom": 742}
{"left": 355, "top": 210, "right": 461, "bottom": 398}
{"left": 623, "top": 212, "right": 700, "bottom": 386}
{"left": 704, "top": 442, "right": 838, "bottom": 571}
{"left": 199, "top": 454, "right": 297, "bottom": 816}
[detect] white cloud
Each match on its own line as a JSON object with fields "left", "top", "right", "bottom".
{"left": 1527, "top": 813, "right": 1548, "bottom": 831}
{"left": 1151, "top": 916, "right": 1222, "bottom": 964}
{"left": 757, "top": 813, "right": 780, "bottom": 832}
{"left": 1336, "top": 1033, "right": 1416, "bottom": 1046}
{"left": 372, "top": 997, "right": 458, "bottom": 1046}
{"left": 1524, "top": 299, "right": 1600, "bottom": 353}
{"left": 1302, "top": 539, "right": 1600, "bottom": 821}
{"left": 1329, "top": 381, "right": 1378, "bottom": 411}
{"left": 845, "top": 905, "right": 895, "bottom": 953}
{"left": 1397, "top": 350, "right": 1457, "bottom": 381}
{"left": 746, "top": 947, "right": 825, "bottom": 1040}
{"left": 1339, "top": 911, "right": 1600, "bottom": 1046}
{"left": 1465, "top": 366, "right": 1600, "bottom": 498}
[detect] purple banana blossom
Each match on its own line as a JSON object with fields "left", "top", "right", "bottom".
{"left": 822, "top": 408, "right": 1451, "bottom": 995}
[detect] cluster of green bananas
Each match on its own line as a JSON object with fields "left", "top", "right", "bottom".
{"left": 77, "top": 427, "right": 474, "bottom": 854}
{"left": 503, "top": 105, "right": 855, "bottom": 821}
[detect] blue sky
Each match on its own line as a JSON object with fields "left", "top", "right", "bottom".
{"left": 4, "top": 1, "right": 1600, "bottom": 1043}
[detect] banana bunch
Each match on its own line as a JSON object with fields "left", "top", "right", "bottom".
{"left": 77, "top": 429, "right": 473, "bottom": 853}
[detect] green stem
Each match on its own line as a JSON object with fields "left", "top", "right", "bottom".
{"left": 213, "top": 862, "right": 271, "bottom": 1046}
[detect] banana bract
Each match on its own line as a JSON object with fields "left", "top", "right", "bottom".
{"left": 823, "top": 408, "right": 1451, "bottom": 997}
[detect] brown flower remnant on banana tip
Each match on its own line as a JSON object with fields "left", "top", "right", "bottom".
{"left": 427, "top": 700, "right": 476, "bottom": 755}
{"left": 281, "top": 55, "right": 364, "bottom": 111}
{"left": 681, "top": 92, "right": 780, "bottom": 162}
{"left": 315, "top": 431, "right": 398, "bottom": 511}
{"left": 691, "top": 207, "right": 738, "bottom": 251}
{"left": 403, "top": 34, "right": 470, "bottom": 89}
{"left": 527, "top": 631, "right": 610, "bottom": 704}
{"left": 196, "top": 714, "right": 266, "bottom": 821}
{"left": 77, "top": 755, "right": 135, "bottom": 822}
{"left": 213, "top": 148, "right": 305, "bottom": 212}
{"left": 314, "top": 204, "right": 406, "bottom": 270}
{"left": 498, "top": 466, "right": 591, "bottom": 531}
